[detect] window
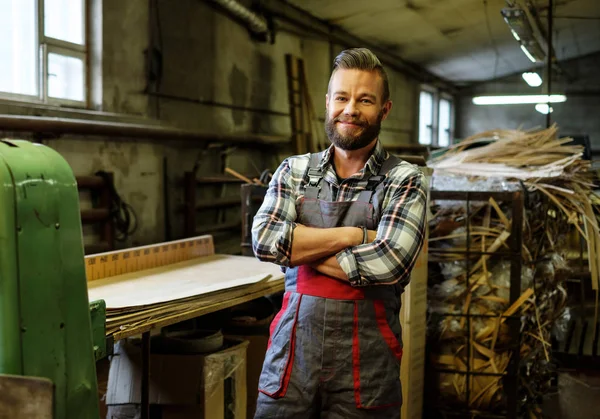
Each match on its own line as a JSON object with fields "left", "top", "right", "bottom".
{"left": 418, "top": 90, "right": 434, "bottom": 145}
{"left": 418, "top": 88, "right": 454, "bottom": 147}
{"left": 438, "top": 98, "right": 453, "bottom": 147}
{"left": 0, "top": 0, "right": 87, "bottom": 106}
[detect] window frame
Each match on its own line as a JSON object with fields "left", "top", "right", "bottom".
{"left": 418, "top": 87, "right": 436, "bottom": 146}
{"left": 0, "top": 0, "right": 88, "bottom": 108}
{"left": 417, "top": 86, "right": 454, "bottom": 147}
{"left": 437, "top": 94, "right": 454, "bottom": 147}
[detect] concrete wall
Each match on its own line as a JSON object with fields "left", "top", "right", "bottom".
{"left": 456, "top": 52, "right": 600, "bottom": 148}
{"left": 0, "top": 0, "right": 421, "bottom": 253}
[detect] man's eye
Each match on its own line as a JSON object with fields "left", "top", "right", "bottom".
{"left": 335, "top": 97, "right": 346, "bottom": 101}
{"left": 361, "top": 99, "right": 373, "bottom": 104}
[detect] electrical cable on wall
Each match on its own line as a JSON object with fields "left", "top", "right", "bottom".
{"left": 95, "top": 171, "right": 138, "bottom": 242}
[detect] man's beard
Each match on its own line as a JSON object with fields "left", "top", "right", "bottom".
{"left": 325, "top": 110, "right": 384, "bottom": 151}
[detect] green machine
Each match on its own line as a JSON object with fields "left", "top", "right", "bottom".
{"left": 0, "top": 139, "right": 101, "bottom": 418}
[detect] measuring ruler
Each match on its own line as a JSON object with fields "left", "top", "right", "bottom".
{"left": 84, "top": 235, "right": 215, "bottom": 281}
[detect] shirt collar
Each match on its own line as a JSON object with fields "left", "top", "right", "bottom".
{"left": 318, "top": 140, "right": 388, "bottom": 177}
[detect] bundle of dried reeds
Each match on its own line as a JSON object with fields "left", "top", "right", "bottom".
{"left": 428, "top": 196, "right": 568, "bottom": 416}
{"left": 428, "top": 125, "right": 599, "bottom": 313}
{"left": 425, "top": 125, "right": 595, "bottom": 416}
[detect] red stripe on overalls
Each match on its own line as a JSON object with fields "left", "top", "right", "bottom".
{"left": 296, "top": 265, "right": 365, "bottom": 299}
{"left": 267, "top": 291, "right": 291, "bottom": 349}
{"left": 352, "top": 301, "right": 403, "bottom": 409}
{"left": 373, "top": 300, "right": 403, "bottom": 362}
{"left": 352, "top": 302, "right": 362, "bottom": 407}
{"left": 261, "top": 292, "right": 303, "bottom": 398}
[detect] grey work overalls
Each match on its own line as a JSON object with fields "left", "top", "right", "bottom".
{"left": 255, "top": 152, "right": 404, "bottom": 419}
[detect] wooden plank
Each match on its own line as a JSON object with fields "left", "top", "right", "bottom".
{"left": 87, "top": 254, "right": 282, "bottom": 309}
{"left": 112, "top": 278, "right": 284, "bottom": 341}
{"left": 285, "top": 54, "right": 306, "bottom": 155}
{"left": 0, "top": 374, "right": 53, "bottom": 419}
{"left": 85, "top": 235, "right": 214, "bottom": 282}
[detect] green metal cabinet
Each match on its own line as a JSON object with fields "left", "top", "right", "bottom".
{"left": 0, "top": 139, "right": 99, "bottom": 419}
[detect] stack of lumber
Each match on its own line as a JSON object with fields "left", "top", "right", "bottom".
{"left": 87, "top": 251, "right": 284, "bottom": 339}
{"left": 426, "top": 125, "right": 592, "bottom": 416}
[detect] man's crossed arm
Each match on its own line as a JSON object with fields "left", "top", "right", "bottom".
{"left": 291, "top": 224, "right": 377, "bottom": 281}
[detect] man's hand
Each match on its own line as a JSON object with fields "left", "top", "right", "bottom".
{"left": 305, "top": 228, "right": 377, "bottom": 280}
{"left": 367, "top": 229, "right": 377, "bottom": 243}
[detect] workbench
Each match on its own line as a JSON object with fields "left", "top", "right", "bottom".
{"left": 86, "top": 234, "right": 284, "bottom": 419}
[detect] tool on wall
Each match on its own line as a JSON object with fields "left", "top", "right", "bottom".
{"left": 94, "top": 170, "right": 138, "bottom": 242}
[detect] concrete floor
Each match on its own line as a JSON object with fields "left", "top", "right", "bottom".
{"left": 542, "top": 370, "right": 600, "bottom": 419}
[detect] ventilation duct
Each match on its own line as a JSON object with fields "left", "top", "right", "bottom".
{"left": 208, "top": 0, "right": 270, "bottom": 41}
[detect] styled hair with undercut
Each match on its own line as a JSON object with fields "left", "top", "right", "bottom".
{"left": 329, "top": 48, "right": 390, "bottom": 103}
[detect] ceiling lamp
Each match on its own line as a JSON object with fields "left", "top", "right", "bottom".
{"left": 522, "top": 72, "right": 542, "bottom": 87}
{"left": 535, "top": 104, "right": 553, "bottom": 114}
{"left": 520, "top": 45, "right": 536, "bottom": 62}
{"left": 472, "top": 95, "right": 566, "bottom": 105}
{"left": 501, "top": 8, "right": 532, "bottom": 41}
{"left": 501, "top": 7, "right": 546, "bottom": 63}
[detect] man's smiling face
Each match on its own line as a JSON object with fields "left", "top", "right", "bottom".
{"left": 325, "top": 68, "right": 392, "bottom": 151}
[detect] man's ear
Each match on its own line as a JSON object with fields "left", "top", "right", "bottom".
{"left": 380, "top": 100, "right": 393, "bottom": 121}
{"left": 325, "top": 94, "right": 329, "bottom": 111}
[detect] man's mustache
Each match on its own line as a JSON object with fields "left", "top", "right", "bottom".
{"left": 333, "top": 117, "right": 367, "bottom": 126}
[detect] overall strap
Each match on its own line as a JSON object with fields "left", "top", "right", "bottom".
{"left": 356, "top": 154, "right": 402, "bottom": 203}
{"left": 304, "top": 151, "right": 326, "bottom": 199}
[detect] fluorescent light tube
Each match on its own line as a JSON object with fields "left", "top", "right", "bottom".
{"left": 520, "top": 45, "right": 537, "bottom": 62}
{"left": 522, "top": 72, "right": 542, "bottom": 87}
{"left": 535, "top": 104, "right": 553, "bottom": 114}
{"left": 511, "top": 29, "right": 521, "bottom": 41}
{"left": 472, "top": 95, "right": 567, "bottom": 105}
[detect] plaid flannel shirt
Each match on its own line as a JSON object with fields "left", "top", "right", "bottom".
{"left": 251, "top": 140, "right": 427, "bottom": 287}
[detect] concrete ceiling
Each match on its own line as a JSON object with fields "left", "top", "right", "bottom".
{"left": 286, "top": 0, "right": 600, "bottom": 84}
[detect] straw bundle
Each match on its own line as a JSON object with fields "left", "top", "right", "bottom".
{"left": 426, "top": 125, "right": 590, "bottom": 416}
{"left": 428, "top": 125, "right": 599, "bottom": 308}
{"left": 428, "top": 197, "right": 568, "bottom": 416}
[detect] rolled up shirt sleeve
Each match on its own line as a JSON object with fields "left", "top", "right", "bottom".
{"left": 336, "top": 169, "right": 428, "bottom": 287}
{"left": 251, "top": 159, "right": 298, "bottom": 267}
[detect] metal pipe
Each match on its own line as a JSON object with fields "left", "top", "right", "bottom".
{"left": 0, "top": 115, "right": 288, "bottom": 145}
{"left": 146, "top": 91, "right": 290, "bottom": 116}
{"left": 208, "top": 0, "right": 268, "bottom": 35}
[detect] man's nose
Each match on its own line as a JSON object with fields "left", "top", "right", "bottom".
{"left": 343, "top": 99, "right": 359, "bottom": 116}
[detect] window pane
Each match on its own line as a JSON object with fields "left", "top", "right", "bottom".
{"left": 419, "top": 91, "right": 433, "bottom": 145}
{"left": 45, "top": 0, "right": 84, "bottom": 45}
{"left": 48, "top": 53, "right": 84, "bottom": 101}
{"left": 0, "top": 0, "right": 38, "bottom": 96}
{"left": 438, "top": 98, "right": 452, "bottom": 147}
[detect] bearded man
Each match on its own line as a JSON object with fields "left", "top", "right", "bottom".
{"left": 251, "top": 47, "right": 427, "bottom": 419}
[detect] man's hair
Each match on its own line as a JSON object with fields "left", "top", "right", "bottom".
{"left": 329, "top": 48, "right": 390, "bottom": 103}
